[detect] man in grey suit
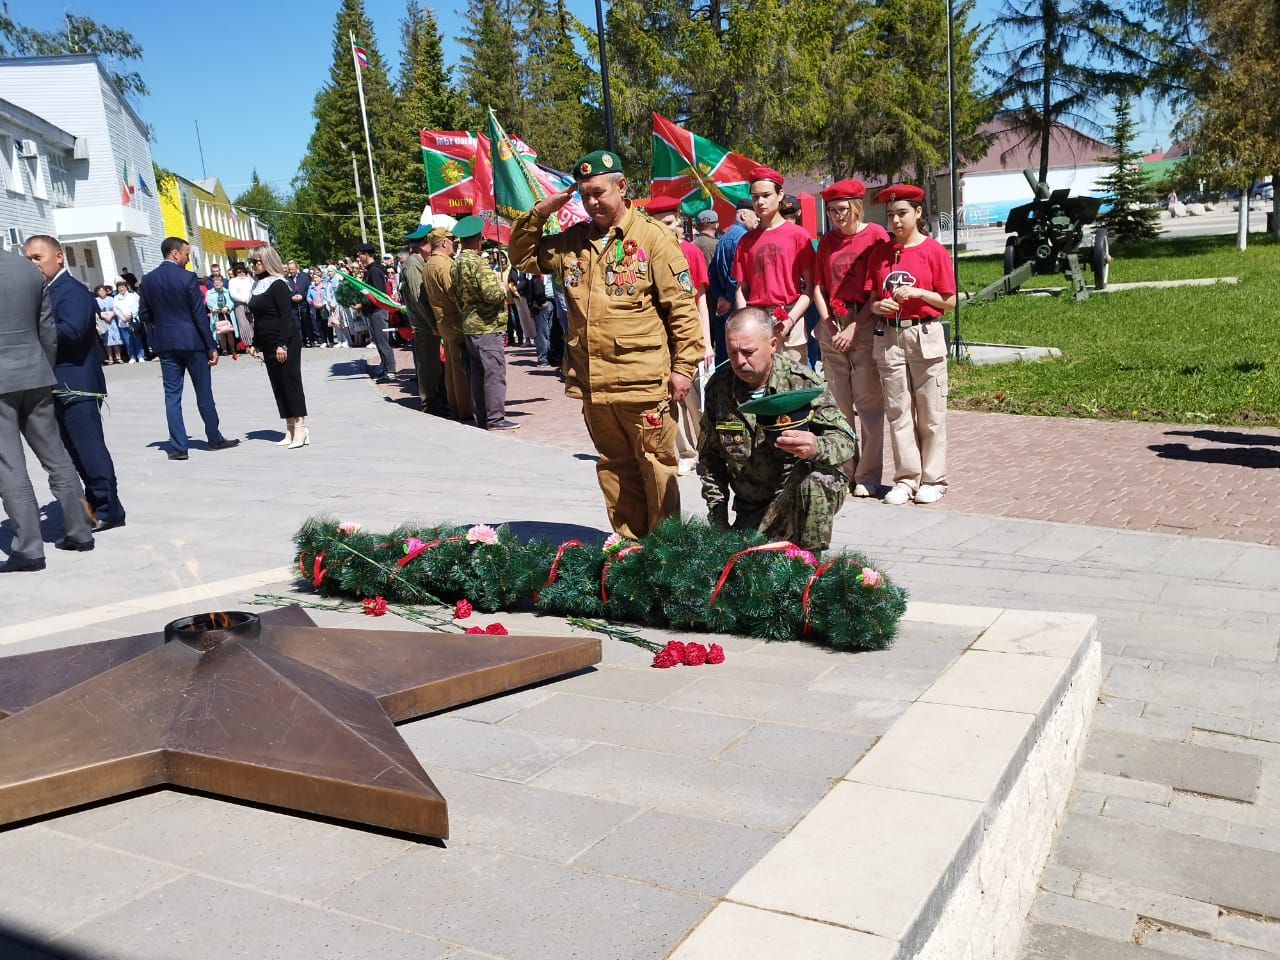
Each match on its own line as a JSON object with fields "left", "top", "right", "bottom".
{"left": 0, "top": 249, "right": 94, "bottom": 572}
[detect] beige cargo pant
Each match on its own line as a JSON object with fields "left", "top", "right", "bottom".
{"left": 874, "top": 321, "right": 948, "bottom": 492}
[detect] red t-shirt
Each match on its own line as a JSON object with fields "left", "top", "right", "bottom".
{"left": 851, "top": 236, "right": 957, "bottom": 321}
{"left": 732, "top": 221, "right": 816, "bottom": 307}
{"left": 817, "top": 223, "right": 890, "bottom": 306}
{"left": 680, "top": 239, "right": 709, "bottom": 294}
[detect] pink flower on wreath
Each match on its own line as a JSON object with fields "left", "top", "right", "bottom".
{"left": 603, "top": 532, "right": 625, "bottom": 554}
{"left": 784, "top": 546, "right": 818, "bottom": 567}
{"left": 362, "top": 596, "right": 388, "bottom": 617}
{"left": 858, "top": 567, "right": 884, "bottom": 589}
{"left": 454, "top": 598, "right": 474, "bottom": 620}
{"left": 466, "top": 523, "right": 499, "bottom": 545}
{"left": 404, "top": 537, "right": 426, "bottom": 555}
{"left": 337, "top": 522, "right": 361, "bottom": 536}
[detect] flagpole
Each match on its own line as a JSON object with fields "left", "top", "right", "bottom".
{"left": 351, "top": 31, "right": 387, "bottom": 256}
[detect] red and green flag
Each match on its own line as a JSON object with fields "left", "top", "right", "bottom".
{"left": 650, "top": 112, "right": 758, "bottom": 228}
{"left": 420, "top": 130, "right": 494, "bottom": 220}
{"left": 486, "top": 109, "right": 587, "bottom": 233}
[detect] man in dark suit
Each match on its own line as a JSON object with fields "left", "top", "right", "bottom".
{"left": 23, "top": 236, "right": 126, "bottom": 531}
{"left": 137, "top": 236, "right": 239, "bottom": 460}
{"left": 0, "top": 249, "right": 95, "bottom": 571}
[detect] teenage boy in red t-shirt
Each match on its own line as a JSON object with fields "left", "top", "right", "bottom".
{"left": 732, "top": 166, "right": 815, "bottom": 365}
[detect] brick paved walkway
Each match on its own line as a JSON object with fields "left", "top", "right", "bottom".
{"left": 379, "top": 343, "right": 1280, "bottom": 546}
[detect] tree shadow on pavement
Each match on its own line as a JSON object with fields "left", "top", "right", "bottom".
{"left": 1149, "top": 443, "right": 1280, "bottom": 468}
{"left": 1165, "top": 429, "right": 1280, "bottom": 447}
{"left": 0, "top": 921, "right": 98, "bottom": 959}
{"left": 328, "top": 361, "right": 368, "bottom": 379}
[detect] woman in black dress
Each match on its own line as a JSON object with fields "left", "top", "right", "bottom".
{"left": 248, "top": 244, "right": 309, "bottom": 447}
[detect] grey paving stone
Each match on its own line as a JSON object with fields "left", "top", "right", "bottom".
{"left": 1102, "top": 796, "right": 1234, "bottom": 842}
{"left": 398, "top": 715, "right": 590, "bottom": 783}
{"left": 423, "top": 767, "right": 638, "bottom": 863}
{"left": 330, "top": 843, "right": 710, "bottom": 960}
{"left": 1029, "top": 890, "right": 1137, "bottom": 942}
{"left": 680, "top": 651, "right": 838, "bottom": 687}
{"left": 1106, "top": 664, "right": 1269, "bottom": 726}
{"left": 658, "top": 675, "right": 909, "bottom": 735}
{"left": 573, "top": 810, "right": 780, "bottom": 896}
{"left": 1142, "top": 928, "right": 1279, "bottom": 960}
{"left": 717, "top": 722, "right": 875, "bottom": 778}
{"left": 42, "top": 789, "right": 186, "bottom": 839}
{"left": 1192, "top": 730, "right": 1280, "bottom": 761}
{"left": 1071, "top": 790, "right": 1108, "bottom": 816}
{"left": 93, "top": 793, "right": 413, "bottom": 900}
{"left": 547, "top": 664, "right": 701, "bottom": 702}
{"left": 1054, "top": 813, "right": 1280, "bottom": 918}
{"left": 1144, "top": 703, "right": 1255, "bottom": 738}
{"left": 1094, "top": 709, "right": 1193, "bottom": 742}
{"left": 1040, "top": 864, "right": 1081, "bottom": 896}
{"left": 1077, "top": 769, "right": 1174, "bottom": 805}
{"left": 1072, "top": 872, "right": 1219, "bottom": 936}
{"left": 1229, "top": 822, "right": 1280, "bottom": 854}
{"left": 445, "top": 684, "right": 556, "bottom": 723}
{"left": 531, "top": 743, "right": 830, "bottom": 832}
{"left": 57, "top": 874, "right": 449, "bottom": 960}
{"left": 1217, "top": 913, "right": 1280, "bottom": 954}
{"left": 1014, "top": 525, "right": 1118, "bottom": 563}
{"left": 1019, "top": 922, "right": 1184, "bottom": 959}
{"left": 809, "top": 663, "right": 943, "bottom": 700}
{"left": 501, "top": 693, "right": 754, "bottom": 758}
{"left": 1085, "top": 728, "right": 1260, "bottom": 802}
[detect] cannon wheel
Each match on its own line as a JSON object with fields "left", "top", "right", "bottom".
{"left": 1004, "top": 237, "right": 1017, "bottom": 276}
{"left": 1092, "top": 228, "right": 1110, "bottom": 290}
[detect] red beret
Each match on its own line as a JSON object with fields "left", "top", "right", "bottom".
{"left": 878, "top": 183, "right": 926, "bottom": 205}
{"left": 645, "top": 195, "right": 682, "bottom": 216}
{"left": 821, "top": 179, "right": 867, "bottom": 202}
{"left": 748, "top": 165, "right": 785, "bottom": 188}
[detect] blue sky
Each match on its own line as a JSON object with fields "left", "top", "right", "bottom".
{"left": 11, "top": 0, "right": 1174, "bottom": 199}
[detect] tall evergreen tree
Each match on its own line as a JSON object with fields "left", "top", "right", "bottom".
{"left": 296, "top": 0, "right": 398, "bottom": 255}
{"left": 233, "top": 170, "right": 286, "bottom": 243}
{"left": 458, "top": 0, "right": 525, "bottom": 135}
{"left": 989, "top": 0, "right": 1152, "bottom": 183}
{"left": 1097, "top": 99, "right": 1162, "bottom": 242}
{"left": 521, "top": 0, "right": 600, "bottom": 169}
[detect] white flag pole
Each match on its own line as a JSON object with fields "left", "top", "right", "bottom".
{"left": 351, "top": 31, "right": 387, "bottom": 257}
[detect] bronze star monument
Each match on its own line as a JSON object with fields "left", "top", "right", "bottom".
{"left": 0, "top": 605, "right": 600, "bottom": 838}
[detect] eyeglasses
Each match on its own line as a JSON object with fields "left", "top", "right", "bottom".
{"left": 248, "top": 258, "right": 262, "bottom": 265}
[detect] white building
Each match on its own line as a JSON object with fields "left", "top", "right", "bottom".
{"left": 0, "top": 97, "right": 79, "bottom": 259}
{"left": 0, "top": 54, "right": 164, "bottom": 287}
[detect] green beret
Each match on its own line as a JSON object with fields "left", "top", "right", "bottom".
{"left": 403, "top": 224, "right": 432, "bottom": 241}
{"left": 451, "top": 215, "right": 486, "bottom": 239}
{"left": 738, "top": 387, "right": 825, "bottom": 432}
{"left": 573, "top": 149, "right": 623, "bottom": 181}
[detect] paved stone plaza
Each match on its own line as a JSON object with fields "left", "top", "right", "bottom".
{"left": 2, "top": 346, "right": 1278, "bottom": 958}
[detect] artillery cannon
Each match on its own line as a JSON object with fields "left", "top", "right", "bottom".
{"left": 972, "top": 169, "right": 1110, "bottom": 303}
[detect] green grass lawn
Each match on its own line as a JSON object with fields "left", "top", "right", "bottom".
{"left": 949, "top": 233, "right": 1280, "bottom": 426}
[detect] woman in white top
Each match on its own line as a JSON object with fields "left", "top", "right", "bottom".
{"left": 228, "top": 264, "right": 255, "bottom": 356}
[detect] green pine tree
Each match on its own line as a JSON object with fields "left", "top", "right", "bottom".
{"left": 233, "top": 170, "right": 286, "bottom": 244}
{"left": 457, "top": 0, "right": 525, "bottom": 135}
{"left": 296, "top": 0, "right": 399, "bottom": 255}
{"left": 1097, "top": 98, "right": 1162, "bottom": 242}
{"left": 521, "top": 0, "right": 601, "bottom": 170}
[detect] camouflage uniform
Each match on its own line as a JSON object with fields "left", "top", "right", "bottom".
{"left": 698, "top": 354, "right": 857, "bottom": 550}
{"left": 450, "top": 250, "right": 510, "bottom": 428}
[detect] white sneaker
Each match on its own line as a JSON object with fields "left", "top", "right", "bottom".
{"left": 914, "top": 484, "right": 946, "bottom": 504}
{"left": 883, "top": 483, "right": 913, "bottom": 505}
{"left": 852, "top": 483, "right": 874, "bottom": 498}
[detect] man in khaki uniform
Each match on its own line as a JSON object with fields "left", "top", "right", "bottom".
{"left": 421, "top": 227, "right": 474, "bottom": 424}
{"left": 401, "top": 225, "right": 446, "bottom": 416}
{"left": 510, "top": 150, "right": 704, "bottom": 540}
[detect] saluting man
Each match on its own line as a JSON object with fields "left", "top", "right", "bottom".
{"left": 510, "top": 150, "right": 704, "bottom": 540}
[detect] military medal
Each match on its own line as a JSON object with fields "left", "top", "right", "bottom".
{"left": 636, "top": 249, "right": 648, "bottom": 277}
{"left": 627, "top": 284, "right": 637, "bottom": 295}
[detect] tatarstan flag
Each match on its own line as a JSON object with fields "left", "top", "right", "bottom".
{"left": 650, "top": 112, "right": 759, "bottom": 229}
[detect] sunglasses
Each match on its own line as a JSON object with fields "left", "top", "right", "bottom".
{"left": 248, "top": 258, "right": 262, "bottom": 264}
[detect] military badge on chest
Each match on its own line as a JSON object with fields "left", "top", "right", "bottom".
{"left": 564, "top": 255, "right": 584, "bottom": 288}
{"left": 606, "top": 239, "right": 647, "bottom": 296}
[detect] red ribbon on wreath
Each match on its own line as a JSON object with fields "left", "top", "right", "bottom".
{"left": 801, "top": 559, "right": 840, "bottom": 636}
{"left": 601, "top": 545, "right": 645, "bottom": 602}
{"left": 299, "top": 552, "right": 328, "bottom": 588}
{"left": 535, "top": 540, "right": 585, "bottom": 600}
{"left": 707, "top": 541, "right": 815, "bottom": 607}
{"left": 396, "top": 536, "right": 465, "bottom": 569}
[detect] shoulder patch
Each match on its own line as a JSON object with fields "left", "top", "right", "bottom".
{"left": 676, "top": 270, "right": 694, "bottom": 294}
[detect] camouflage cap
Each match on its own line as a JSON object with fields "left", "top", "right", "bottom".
{"left": 738, "top": 387, "right": 825, "bottom": 432}
{"left": 573, "top": 149, "right": 623, "bottom": 181}
{"left": 451, "top": 214, "right": 486, "bottom": 239}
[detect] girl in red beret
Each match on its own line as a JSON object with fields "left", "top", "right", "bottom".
{"left": 850, "top": 184, "right": 956, "bottom": 505}
{"left": 814, "top": 179, "right": 890, "bottom": 498}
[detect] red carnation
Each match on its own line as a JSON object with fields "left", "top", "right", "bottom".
{"left": 830, "top": 298, "right": 848, "bottom": 317}
{"left": 683, "top": 642, "right": 708, "bottom": 666}
{"left": 465, "top": 626, "right": 486, "bottom": 635}
{"left": 454, "top": 598, "right": 473, "bottom": 620}
{"left": 485, "top": 623, "right": 509, "bottom": 636}
{"left": 772, "top": 306, "right": 790, "bottom": 323}
{"left": 652, "top": 649, "right": 680, "bottom": 669}
{"left": 664, "top": 640, "right": 687, "bottom": 662}
{"left": 707, "top": 643, "right": 726, "bottom": 664}
{"left": 362, "top": 596, "right": 388, "bottom": 617}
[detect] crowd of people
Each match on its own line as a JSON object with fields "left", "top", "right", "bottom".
{"left": 0, "top": 145, "right": 956, "bottom": 573}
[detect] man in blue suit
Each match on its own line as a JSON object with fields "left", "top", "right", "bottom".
{"left": 23, "top": 236, "right": 126, "bottom": 531}
{"left": 137, "top": 237, "right": 239, "bottom": 460}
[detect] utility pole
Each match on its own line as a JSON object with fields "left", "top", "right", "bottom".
{"left": 594, "top": 0, "right": 616, "bottom": 152}
{"left": 342, "top": 142, "right": 369, "bottom": 244}
{"left": 945, "top": 0, "right": 963, "bottom": 359}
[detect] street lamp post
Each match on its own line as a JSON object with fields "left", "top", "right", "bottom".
{"left": 341, "top": 141, "right": 369, "bottom": 245}
{"left": 945, "top": 0, "right": 963, "bottom": 359}
{"left": 594, "top": 0, "right": 617, "bottom": 152}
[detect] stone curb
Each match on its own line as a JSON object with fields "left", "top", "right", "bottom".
{"left": 670, "top": 609, "right": 1101, "bottom": 960}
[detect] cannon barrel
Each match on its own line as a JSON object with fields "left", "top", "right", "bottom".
{"left": 1023, "top": 167, "right": 1051, "bottom": 201}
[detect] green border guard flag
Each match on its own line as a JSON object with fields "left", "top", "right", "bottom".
{"left": 650, "top": 112, "right": 758, "bottom": 229}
